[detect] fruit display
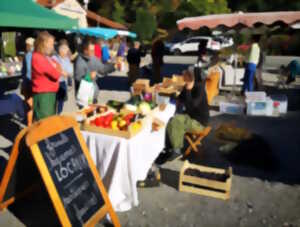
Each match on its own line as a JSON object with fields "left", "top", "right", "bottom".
{"left": 106, "top": 100, "right": 124, "bottom": 111}
{"left": 84, "top": 111, "right": 144, "bottom": 138}
{"left": 138, "top": 101, "right": 151, "bottom": 115}
{"left": 123, "top": 95, "right": 157, "bottom": 114}
{"left": 80, "top": 105, "right": 109, "bottom": 118}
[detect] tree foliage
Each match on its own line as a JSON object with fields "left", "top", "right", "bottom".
{"left": 227, "top": 0, "right": 300, "bottom": 12}
{"left": 132, "top": 8, "right": 157, "bottom": 41}
{"left": 112, "top": 1, "right": 126, "bottom": 24}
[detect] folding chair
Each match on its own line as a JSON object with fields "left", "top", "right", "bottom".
{"left": 184, "top": 126, "right": 212, "bottom": 158}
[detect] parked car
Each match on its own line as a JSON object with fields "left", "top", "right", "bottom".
{"left": 170, "top": 36, "right": 233, "bottom": 55}
{"left": 213, "top": 36, "right": 234, "bottom": 49}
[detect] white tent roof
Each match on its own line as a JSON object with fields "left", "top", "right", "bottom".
{"left": 53, "top": 0, "right": 87, "bottom": 28}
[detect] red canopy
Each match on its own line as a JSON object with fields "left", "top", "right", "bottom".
{"left": 177, "top": 11, "right": 300, "bottom": 30}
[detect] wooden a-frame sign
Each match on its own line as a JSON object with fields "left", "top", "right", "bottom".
{"left": 0, "top": 116, "right": 121, "bottom": 227}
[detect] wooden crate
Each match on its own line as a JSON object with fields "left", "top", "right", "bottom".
{"left": 179, "top": 161, "right": 232, "bottom": 200}
{"left": 135, "top": 79, "right": 150, "bottom": 87}
{"left": 132, "top": 79, "right": 151, "bottom": 95}
{"left": 82, "top": 113, "right": 145, "bottom": 139}
{"left": 78, "top": 105, "right": 110, "bottom": 118}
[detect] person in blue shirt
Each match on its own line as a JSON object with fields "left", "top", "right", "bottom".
{"left": 20, "top": 37, "right": 34, "bottom": 126}
{"left": 117, "top": 37, "right": 127, "bottom": 58}
{"left": 101, "top": 40, "right": 111, "bottom": 64}
{"left": 52, "top": 41, "right": 73, "bottom": 114}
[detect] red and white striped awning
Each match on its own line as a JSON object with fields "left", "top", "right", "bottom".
{"left": 177, "top": 11, "right": 300, "bottom": 30}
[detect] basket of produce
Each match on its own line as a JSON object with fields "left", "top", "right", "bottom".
{"left": 106, "top": 100, "right": 125, "bottom": 112}
{"left": 79, "top": 105, "right": 109, "bottom": 118}
{"left": 123, "top": 95, "right": 158, "bottom": 115}
{"left": 83, "top": 112, "right": 144, "bottom": 139}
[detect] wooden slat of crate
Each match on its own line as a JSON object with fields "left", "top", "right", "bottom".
{"left": 82, "top": 113, "right": 144, "bottom": 139}
{"left": 135, "top": 79, "right": 150, "bottom": 87}
{"left": 82, "top": 124, "right": 137, "bottom": 139}
{"left": 180, "top": 184, "right": 230, "bottom": 200}
{"left": 179, "top": 161, "right": 232, "bottom": 200}
{"left": 184, "top": 161, "right": 226, "bottom": 174}
{"left": 182, "top": 175, "right": 229, "bottom": 191}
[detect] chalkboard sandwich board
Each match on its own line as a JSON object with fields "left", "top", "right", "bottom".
{"left": 0, "top": 116, "right": 120, "bottom": 227}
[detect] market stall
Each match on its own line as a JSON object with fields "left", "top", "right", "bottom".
{"left": 69, "top": 27, "right": 137, "bottom": 40}
{"left": 70, "top": 78, "right": 183, "bottom": 211}
{"left": 81, "top": 104, "right": 176, "bottom": 211}
{"left": 0, "top": 0, "right": 78, "bottom": 29}
{"left": 0, "top": 0, "right": 79, "bottom": 92}
{"left": 177, "top": 11, "right": 300, "bottom": 92}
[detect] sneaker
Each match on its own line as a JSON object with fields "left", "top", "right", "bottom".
{"left": 137, "top": 169, "right": 160, "bottom": 188}
{"left": 167, "top": 150, "right": 182, "bottom": 162}
{"left": 155, "top": 150, "right": 172, "bottom": 165}
{"left": 286, "top": 76, "right": 295, "bottom": 85}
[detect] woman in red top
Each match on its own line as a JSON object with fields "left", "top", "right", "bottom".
{"left": 94, "top": 38, "right": 102, "bottom": 60}
{"left": 31, "top": 31, "right": 66, "bottom": 121}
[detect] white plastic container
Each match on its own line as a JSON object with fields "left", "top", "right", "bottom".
{"left": 246, "top": 98, "right": 273, "bottom": 116}
{"left": 270, "top": 95, "right": 288, "bottom": 114}
{"left": 155, "top": 93, "right": 170, "bottom": 105}
{"left": 219, "top": 102, "right": 245, "bottom": 115}
{"left": 245, "top": 91, "right": 267, "bottom": 102}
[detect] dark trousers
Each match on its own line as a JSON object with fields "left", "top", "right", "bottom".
{"left": 243, "top": 63, "right": 257, "bottom": 92}
{"left": 57, "top": 81, "right": 67, "bottom": 114}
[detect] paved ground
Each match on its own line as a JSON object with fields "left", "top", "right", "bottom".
{"left": 1, "top": 56, "right": 300, "bottom": 227}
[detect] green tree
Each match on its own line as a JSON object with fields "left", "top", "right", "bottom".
{"left": 96, "top": 1, "right": 114, "bottom": 19}
{"left": 189, "top": 0, "right": 230, "bottom": 15}
{"left": 112, "top": 1, "right": 126, "bottom": 24}
{"left": 227, "top": 0, "right": 300, "bottom": 12}
{"left": 132, "top": 8, "right": 157, "bottom": 41}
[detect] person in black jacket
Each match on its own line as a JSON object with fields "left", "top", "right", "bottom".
{"left": 166, "top": 67, "right": 210, "bottom": 155}
{"left": 127, "top": 41, "right": 146, "bottom": 86}
{"left": 151, "top": 39, "right": 165, "bottom": 84}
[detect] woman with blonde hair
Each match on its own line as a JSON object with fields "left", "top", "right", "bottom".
{"left": 31, "top": 31, "right": 67, "bottom": 121}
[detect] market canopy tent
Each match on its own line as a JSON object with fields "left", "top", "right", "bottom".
{"left": 0, "top": 0, "right": 78, "bottom": 29}
{"left": 52, "top": 0, "right": 87, "bottom": 28}
{"left": 70, "top": 27, "right": 118, "bottom": 40}
{"left": 69, "top": 27, "right": 137, "bottom": 40}
{"left": 177, "top": 11, "right": 300, "bottom": 31}
{"left": 117, "top": 30, "right": 137, "bottom": 39}
{"left": 176, "top": 11, "right": 300, "bottom": 91}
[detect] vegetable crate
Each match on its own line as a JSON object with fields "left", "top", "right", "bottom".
{"left": 82, "top": 112, "right": 146, "bottom": 139}
{"left": 179, "top": 161, "right": 232, "bottom": 200}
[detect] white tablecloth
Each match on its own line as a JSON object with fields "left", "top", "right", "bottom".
{"left": 82, "top": 104, "right": 176, "bottom": 212}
